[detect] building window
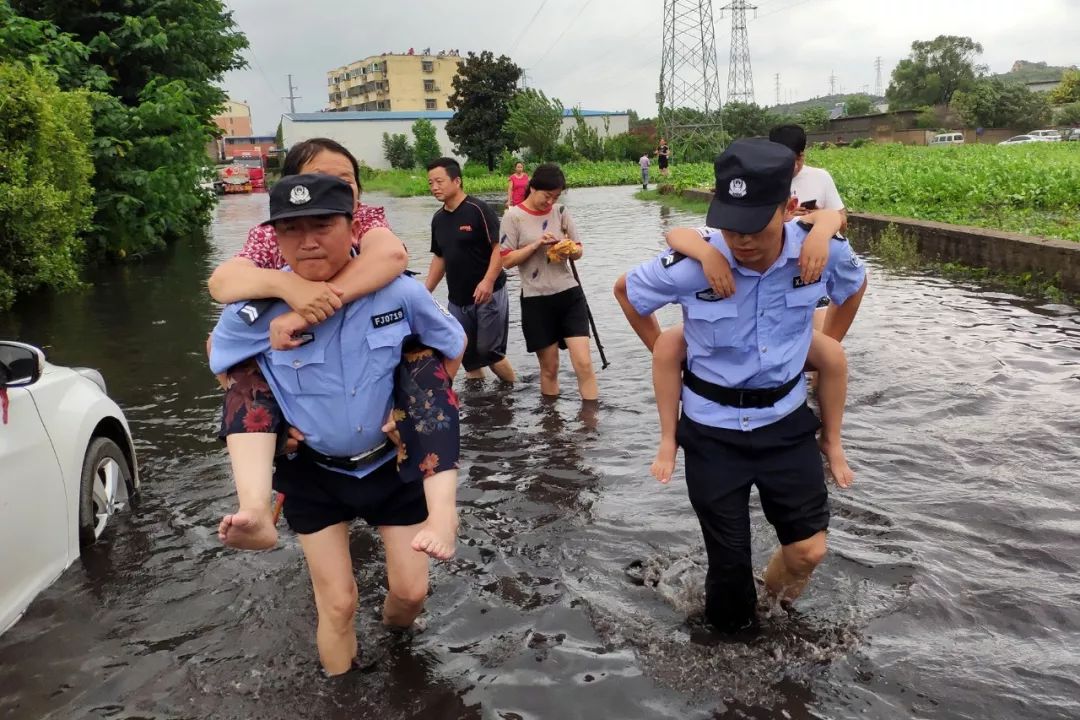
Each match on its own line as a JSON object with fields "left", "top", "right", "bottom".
{"left": 422, "top": 61, "right": 434, "bottom": 73}
{"left": 424, "top": 79, "right": 436, "bottom": 92}
{"left": 426, "top": 99, "right": 437, "bottom": 110}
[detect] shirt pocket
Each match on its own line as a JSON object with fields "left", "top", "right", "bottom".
{"left": 269, "top": 344, "right": 330, "bottom": 395}
{"left": 365, "top": 323, "right": 410, "bottom": 376}
{"left": 687, "top": 301, "right": 743, "bottom": 347}
{"left": 784, "top": 285, "right": 823, "bottom": 333}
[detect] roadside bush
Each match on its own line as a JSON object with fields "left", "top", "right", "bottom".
{"left": 0, "top": 62, "right": 93, "bottom": 308}
{"left": 382, "top": 132, "right": 414, "bottom": 169}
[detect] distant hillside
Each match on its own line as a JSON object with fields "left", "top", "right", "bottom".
{"left": 994, "top": 60, "right": 1075, "bottom": 84}
{"left": 767, "top": 93, "right": 886, "bottom": 116}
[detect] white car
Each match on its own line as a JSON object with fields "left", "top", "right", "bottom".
{"left": 998, "top": 135, "right": 1044, "bottom": 145}
{"left": 0, "top": 341, "right": 139, "bottom": 635}
{"left": 1028, "top": 129, "right": 1062, "bottom": 142}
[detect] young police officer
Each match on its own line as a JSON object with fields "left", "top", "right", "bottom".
{"left": 210, "top": 174, "right": 466, "bottom": 674}
{"left": 614, "top": 138, "right": 867, "bottom": 633}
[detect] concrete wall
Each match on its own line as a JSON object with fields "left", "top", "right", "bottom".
{"left": 680, "top": 189, "right": 1080, "bottom": 291}
{"left": 282, "top": 115, "right": 461, "bottom": 169}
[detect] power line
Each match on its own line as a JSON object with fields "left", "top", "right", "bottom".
{"left": 755, "top": 0, "right": 814, "bottom": 19}
{"left": 874, "top": 56, "right": 883, "bottom": 96}
{"left": 658, "top": 0, "right": 724, "bottom": 160}
{"left": 532, "top": 0, "right": 596, "bottom": 67}
{"left": 509, "top": 0, "right": 549, "bottom": 54}
{"left": 720, "top": 1, "right": 757, "bottom": 104}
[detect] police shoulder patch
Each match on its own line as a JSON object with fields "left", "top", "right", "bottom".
{"left": 431, "top": 294, "right": 452, "bottom": 317}
{"left": 236, "top": 299, "right": 274, "bottom": 326}
{"left": 695, "top": 288, "right": 724, "bottom": 302}
{"left": 371, "top": 307, "right": 405, "bottom": 328}
{"left": 661, "top": 251, "right": 688, "bottom": 269}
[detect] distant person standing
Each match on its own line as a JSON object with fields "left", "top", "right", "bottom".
{"left": 506, "top": 161, "right": 529, "bottom": 209}
{"left": 639, "top": 153, "right": 651, "bottom": 189}
{"left": 425, "top": 157, "right": 516, "bottom": 383}
{"left": 769, "top": 123, "right": 847, "bottom": 332}
{"left": 656, "top": 138, "right": 671, "bottom": 177}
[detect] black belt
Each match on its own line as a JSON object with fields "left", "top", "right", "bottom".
{"left": 683, "top": 367, "right": 800, "bottom": 409}
{"left": 296, "top": 440, "right": 394, "bottom": 471}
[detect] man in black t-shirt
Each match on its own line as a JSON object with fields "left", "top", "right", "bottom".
{"left": 424, "top": 157, "right": 515, "bottom": 382}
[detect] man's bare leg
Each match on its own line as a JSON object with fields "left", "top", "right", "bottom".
{"left": 410, "top": 470, "right": 458, "bottom": 561}
{"left": 218, "top": 433, "right": 278, "bottom": 550}
{"left": 650, "top": 325, "right": 686, "bottom": 484}
{"left": 489, "top": 357, "right": 516, "bottom": 383}
{"left": 297, "top": 522, "right": 358, "bottom": 675}
{"left": 378, "top": 524, "right": 430, "bottom": 627}
{"left": 806, "top": 331, "right": 854, "bottom": 488}
{"left": 763, "top": 530, "right": 828, "bottom": 605}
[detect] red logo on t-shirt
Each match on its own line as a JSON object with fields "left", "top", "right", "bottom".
{"left": 459, "top": 225, "right": 473, "bottom": 232}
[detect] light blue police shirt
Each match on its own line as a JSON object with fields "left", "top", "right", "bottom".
{"left": 210, "top": 275, "right": 466, "bottom": 478}
{"left": 626, "top": 220, "right": 866, "bottom": 432}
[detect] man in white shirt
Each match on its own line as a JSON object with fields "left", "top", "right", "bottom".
{"left": 769, "top": 124, "right": 847, "bottom": 331}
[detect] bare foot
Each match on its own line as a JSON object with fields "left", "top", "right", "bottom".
{"left": 410, "top": 511, "right": 458, "bottom": 561}
{"left": 819, "top": 436, "right": 854, "bottom": 489}
{"left": 218, "top": 509, "right": 277, "bottom": 550}
{"left": 650, "top": 437, "right": 677, "bottom": 484}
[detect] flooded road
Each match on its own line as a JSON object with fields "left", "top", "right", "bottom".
{"left": 1, "top": 186, "right": 1079, "bottom": 719}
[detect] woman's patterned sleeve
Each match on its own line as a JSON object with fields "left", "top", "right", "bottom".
{"left": 357, "top": 205, "right": 391, "bottom": 237}
{"left": 235, "top": 225, "right": 284, "bottom": 269}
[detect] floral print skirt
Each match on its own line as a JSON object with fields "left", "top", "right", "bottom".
{"left": 219, "top": 344, "right": 460, "bottom": 483}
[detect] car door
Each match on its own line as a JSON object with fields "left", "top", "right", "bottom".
{"left": 0, "top": 370, "right": 70, "bottom": 633}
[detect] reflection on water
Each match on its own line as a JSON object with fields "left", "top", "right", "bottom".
{"left": 1, "top": 188, "right": 1079, "bottom": 719}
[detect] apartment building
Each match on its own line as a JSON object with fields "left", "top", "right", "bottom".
{"left": 213, "top": 99, "right": 253, "bottom": 137}
{"left": 327, "top": 52, "right": 463, "bottom": 112}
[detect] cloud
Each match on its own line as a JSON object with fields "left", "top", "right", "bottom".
{"left": 221, "top": 0, "right": 1077, "bottom": 135}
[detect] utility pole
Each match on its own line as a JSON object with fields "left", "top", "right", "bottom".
{"left": 775, "top": 73, "right": 781, "bottom": 106}
{"left": 284, "top": 74, "right": 301, "bottom": 114}
{"left": 719, "top": 1, "right": 757, "bottom": 104}
{"left": 874, "top": 56, "right": 883, "bottom": 96}
{"left": 658, "top": 0, "right": 725, "bottom": 161}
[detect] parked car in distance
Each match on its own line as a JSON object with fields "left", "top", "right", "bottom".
{"left": 929, "top": 132, "right": 965, "bottom": 146}
{"left": 1063, "top": 128, "right": 1080, "bottom": 141}
{"left": 1028, "top": 129, "right": 1062, "bottom": 142}
{"left": 998, "top": 135, "right": 1044, "bottom": 145}
{"left": 0, "top": 341, "right": 139, "bottom": 636}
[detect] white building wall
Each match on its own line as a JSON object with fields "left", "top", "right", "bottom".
{"left": 282, "top": 117, "right": 462, "bottom": 171}
{"left": 559, "top": 113, "right": 630, "bottom": 137}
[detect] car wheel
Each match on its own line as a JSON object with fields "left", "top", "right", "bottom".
{"left": 78, "top": 437, "right": 132, "bottom": 547}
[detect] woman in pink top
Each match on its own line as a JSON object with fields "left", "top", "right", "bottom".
{"left": 505, "top": 161, "right": 529, "bottom": 209}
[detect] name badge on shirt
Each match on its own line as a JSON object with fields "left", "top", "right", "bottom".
{"left": 371, "top": 307, "right": 405, "bottom": 328}
{"left": 792, "top": 276, "right": 822, "bottom": 289}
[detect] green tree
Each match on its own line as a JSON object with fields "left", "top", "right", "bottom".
{"left": 1049, "top": 69, "right": 1080, "bottom": 105}
{"left": 275, "top": 120, "right": 284, "bottom": 148}
{"left": 411, "top": 118, "right": 441, "bottom": 168}
{"left": 382, "top": 132, "right": 414, "bottom": 169}
{"left": 1055, "top": 102, "right": 1080, "bottom": 127}
{"left": 722, "top": 102, "right": 775, "bottom": 138}
{"left": 844, "top": 94, "right": 874, "bottom": 116}
{"left": 565, "top": 108, "right": 606, "bottom": 161}
{"left": 886, "top": 35, "right": 984, "bottom": 108}
{"left": 505, "top": 88, "right": 564, "bottom": 161}
{"left": 445, "top": 50, "right": 522, "bottom": 171}
{"left": 0, "top": 62, "right": 94, "bottom": 308}
{"left": 953, "top": 78, "right": 1051, "bottom": 128}
{"left": 6, "top": 0, "right": 247, "bottom": 259}
{"left": 797, "top": 105, "right": 830, "bottom": 131}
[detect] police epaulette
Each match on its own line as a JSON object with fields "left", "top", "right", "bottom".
{"left": 795, "top": 219, "right": 847, "bottom": 242}
{"left": 236, "top": 299, "right": 275, "bottom": 326}
{"left": 661, "top": 251, "right": 688, "bottom": 269}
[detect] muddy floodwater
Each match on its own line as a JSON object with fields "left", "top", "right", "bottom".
{"left": 1, "top": 187, "right": 1079, "bottom": 720}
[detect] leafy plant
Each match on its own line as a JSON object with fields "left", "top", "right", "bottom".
{"left": 505, "top": 89, "right": 563, "bottom": 161}
{"left": 382, "top": 132, "right": 414, "bottom": 169}
{"left": 411, "top": 118, "right": 441, "bottom": 168}
{"left": 445, "top": 50, "right": 522, "bottom": 171}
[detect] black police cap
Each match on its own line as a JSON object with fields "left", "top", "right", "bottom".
{"left": 706, "top": 138, "right": 796, "bottom": 234}
{"left": 262, "top": 173, "right": 354, "bottom": 226}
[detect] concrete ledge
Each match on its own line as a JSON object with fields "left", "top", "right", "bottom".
{"left": 678, "top": 189, "right": 1080, "bottom": 292}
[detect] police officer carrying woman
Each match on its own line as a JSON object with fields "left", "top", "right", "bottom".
{"left": 614, "top": 139, "right": 867, "bottom": 633}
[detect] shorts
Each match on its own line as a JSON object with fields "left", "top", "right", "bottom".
{"left": 448, "top": 285, "right": 510, "bottom": 372}
{"left": 658, "top": 156, "right": 669, "bottom": 170}
{"left": 218, "top": 345, "right": 460, "bottom": 484}
{"left": 676, "top": 403, "right": 828, "bottom": 631}
{"left": 520, "top": 285, "right": 590, "bottom": 353}
{"left": 273, "top": 454, "right": 428, "bottom": 535}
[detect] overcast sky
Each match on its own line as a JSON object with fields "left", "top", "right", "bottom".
{"left": 221, "top": 0, "right": 1077, "bottom": 135}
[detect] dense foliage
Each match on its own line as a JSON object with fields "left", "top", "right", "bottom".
{"left": 952, "top": 78, "right": 1051, "bottom": 129}
{"left": 887, "top": 35, "right": 984, "bottom": 108}
{"left": 382, "top": 132, "right": 415, "bottom": 169}
{"left": 411, "top": 119, "right": 442, "bottom": 169}
{"left": 445, "top": 51, "right": 521, "bottom": 171}
{"left": 0, "top": 62, "right": 94, "bottom": 308}
{"left": 505, "top": 89, "right": 564, "bottom": 161}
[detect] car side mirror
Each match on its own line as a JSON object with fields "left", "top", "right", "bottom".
{"left": 0, "top": 342, "right": 45, "bottom": 388}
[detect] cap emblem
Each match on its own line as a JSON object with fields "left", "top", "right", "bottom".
{"left": 289, "top": 185, "right": 312, "bottom": 205}
{"left": 728, "top": 178, "right": 747, "bottom": 198}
